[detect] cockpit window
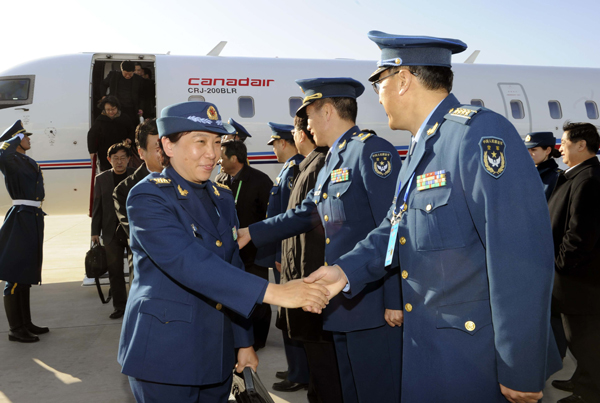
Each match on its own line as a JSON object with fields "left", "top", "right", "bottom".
{"left": 0, "top": 75, "right": 35, "bottom": 110}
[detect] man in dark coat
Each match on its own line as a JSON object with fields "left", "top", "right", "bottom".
{"left": 88, "top": 96, "right": 135, "bottom": 172}
{"left": 100, "top": 60, "right": 145, "bottom": 125}
{"left": 215, "top": 140, "right": 272, "bottom": 350}
{"left": 92, "top": 143, "right": 135, "bottom": 319}
{"left": 548, "top": 121, "right": 600, "bottom": 403}
{"left": 0, "top": 120, "right": 48, "bottom": 343}
{"left": 278, "top": 115, "right": 342, "bottom": 403}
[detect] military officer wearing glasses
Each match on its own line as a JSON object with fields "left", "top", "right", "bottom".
{"left": 305, "top": 32, "right": 562, "bottom": 403}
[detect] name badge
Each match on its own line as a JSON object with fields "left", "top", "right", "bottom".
{"left": 385, "top": 222, "right": 399, "bottom": 267}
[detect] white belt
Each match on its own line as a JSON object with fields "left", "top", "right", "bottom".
{"left": 13, "top": 199, "right": 42, "bottom": 208}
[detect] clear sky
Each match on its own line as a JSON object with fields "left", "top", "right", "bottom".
{"left": 1, "top": 0, "right": 598, "bottom": 73}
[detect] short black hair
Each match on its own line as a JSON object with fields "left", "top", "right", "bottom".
{"left": 390, "top": 65, "right": 453, "bottom": 93}
{"left": 312, "top": 97, "right": 357, "bottom": 123}
{"left": 158, "top": 132, "right": 188, "bottom": 167}
{"left": 121, "top": 60, "right": 135, "bottom": 72}
{"left": 107, "top": 142, "right": 132, "bottom": 159}
{"left": 284, "top": 138, "right": 296, "bottom": 147}
{"left": 221, "top": 140, "right": 247, "bottom": 165}
{"left": 563, "top": 121, "right": 600, "bottom": 154}
{"left": 142, "top": 67, "right": 152, "bottom": 79}
{"left": 294, "top": 115, "right": 315, "bottom": 144}
{"left": 98, "top": 95, "right": 121, "bottom": 111}
{"left": 136, "top": 119, "right": 158, "bottom": 150}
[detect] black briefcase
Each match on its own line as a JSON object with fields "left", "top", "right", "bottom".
{"left": 85, "top": 243, "right": 111, "bottom": 304}
{"left": 231, "top": 367, "right": 275, "bottom": 403}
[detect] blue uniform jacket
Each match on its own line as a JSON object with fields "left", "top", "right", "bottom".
{"left": 0, "top": 135, "right": 45, "bottom": 284}
{"left": 335, "top": 95, "right": 562, "bottom": 402}
{"left": 537, "top": 157, "right": 561, "bottom": 201}
{"left": 118, "top": 166, "right": 269, "bottom": 386}
{"left": 251, "top": 127, "right": 402, "bottom": 332}
{"left": 254, "top": 153, "right": 303, "bottom": 269}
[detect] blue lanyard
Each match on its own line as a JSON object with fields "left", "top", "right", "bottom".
{"left": 393, "top": 173, "right": 415, "bottom": 216}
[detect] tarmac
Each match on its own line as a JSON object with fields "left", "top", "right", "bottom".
{"left": 0, "top": 215, "right": 577, "bottom": 403}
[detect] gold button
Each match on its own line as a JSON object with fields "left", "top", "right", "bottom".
{"left": 271, "top": 192, "right": 274, "bottom": 195}
{"left": 324, "top": 215, "right": 329, "bottom": 222}
{"left": 405, "top": 303, "right": 413, "bottom": 312}
{"left": 401, "top": 270, "right": 408, "bottom": 279}
{"left": 336, "top": 192, "right": 340, "bottom": 197}
{"left": 465, "top": 321, "right": 476, "bottom": 331}
{"left": 399, "top": 237, "right": 406, "bottom": 245}
{"left": 326, "top": 238, "right": 330, "bottom": 244}
{"left": 426, "top": 204, "right": 432, "bottom": 212}
{"left": 36, "top": 197, "right": 39, "bottom": 200}
{"left": 216, "top": 240, "right": 222, "bottom": 247}
{"left": 216, "top": 303, "right": 223, "bottom": 311}
{"left": 323, "top": 193, "right": 328, "bottom": 199}
{"left": 324, "top": 262, "right": 328, "bottom": 266}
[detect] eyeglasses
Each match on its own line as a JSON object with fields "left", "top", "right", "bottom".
{"left": 371, "top": 69, "right": 419, "bottom": 94}
{"left": 372, "top": 71, "right": 399, "bottom": 94}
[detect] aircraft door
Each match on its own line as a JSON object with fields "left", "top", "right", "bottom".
{"left": 497, "top": 83, "right": 532, "bottom": 135}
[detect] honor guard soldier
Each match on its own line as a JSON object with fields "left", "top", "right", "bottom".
{"left": 240, "top": 78, "right": 402, "bottom": 403}
{"left": 117, "top": 101, "right": 329, "bottom": 403}
{"left": 255, "top": 122, "right": 304, "bottom": 283}
{"left": 306, "top": 32, "right": 562, "bottom": 403}
{"left": 0, "top": 120, "right": 48, "bottom": 343}
{"left": 524, "top": 131, "right": 563, "bottom": 201}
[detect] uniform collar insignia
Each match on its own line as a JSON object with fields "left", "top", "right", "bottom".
{"left": 427, "top": 122, "right": 439, "bottom": 136}
{"left": 213, "top": 185, "right": 220, "bottom": 196}
{"left": 338, "top": 139, "right": 347, "bottom": 149}
{"left": 177, "top": 185, "right": 189, "bottom": 197}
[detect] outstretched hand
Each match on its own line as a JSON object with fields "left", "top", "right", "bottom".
{"left": 237, "top": 227, "right": 251, "bottom": 249}
{"left": 303, "top": 265, "right": 348, "bottom": 304}
{"left": 263, "top": 279, "right": 330, "bottom": 314}
{"left": 499, "top": 384, "right": 542, "bottom": 403}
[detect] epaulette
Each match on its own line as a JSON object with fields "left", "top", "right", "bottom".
{"left": 443, "top": 106, "right": 482, "bottom": 125}
{"left": 215, "top": 182, "right": 232, "bottom": 192}
{"left": 288, "top": 160, "right": 296, "bottom": 168}
{"left": 353, "top": 129, "right": 377, "bottom": 142}
{"left": 0, "top": 142, "right": 9, "bottom": 151}
{"left": 149, "top": 177, "right": 173, "bottom": 187}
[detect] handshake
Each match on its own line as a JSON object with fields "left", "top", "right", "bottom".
{"left": 238, "top": 228, "right": 349, "bottom": 313}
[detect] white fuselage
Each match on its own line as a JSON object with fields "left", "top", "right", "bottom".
{"left": 0, "top": 53, "right": 598, "bottom": 214}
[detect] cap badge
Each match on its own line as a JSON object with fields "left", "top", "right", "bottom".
{"left": 303, "top": 93, "right": 323, "bottom": 103}
{"left": 525, "top": 135, "right": 531, "bottom": 142}
{"left": 207, "top": 106, "right": 218, "bottom": 121}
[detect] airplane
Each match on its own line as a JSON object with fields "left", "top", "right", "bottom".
{"left": 1, "top": 44, "right": 599, "bottom": 215}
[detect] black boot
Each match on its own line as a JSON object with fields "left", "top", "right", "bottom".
{"left": 20, "top": 288, "right": 49, "bottom": 334}
{"left": 3, "top": 294, "right": 39, "bottom": 343}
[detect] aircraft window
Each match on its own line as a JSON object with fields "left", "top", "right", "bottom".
{"left": 510, "top": 100, "right": 524, "bottom": 119}
{"left": 548, "top": 101, "right": 562, "bottom": 119}
{"left": 188, "top": 95, "right": 205, "bottom": 102}
{"left": 238, "top": 97, "right": 255, "bottom": 118}
{"left": 585, "top": 101, "right": 599, "bottom": 120}
{"left": 0, "top": 75, "right": 35, "bottom": 110}
{"left": 289, "top": 97, "right": 303, "bottom": 117}
{"left": 470, "top": 99, "right": 484, "bottom": 107}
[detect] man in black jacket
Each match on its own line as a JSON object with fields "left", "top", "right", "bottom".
{"left": 91, "top": 143, "right": 135, "bottom": 319}
{"left": 548, "top": 121, "right": 600, "bottom": 403}
{"left": 113, "top": 119, "right": 162, "bottom": 238}
{"left": 278, "top": 116, "right": 342, "bottom": 403}
{"left": 100, "top": 61, "right": 144, "bottom": 125}
{"left": 216, "top": 140, "right": 273, "bottom": 350}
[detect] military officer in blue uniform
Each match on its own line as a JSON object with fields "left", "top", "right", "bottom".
{"left": 239, "top": 78, "right": 403, "bottom": 403}
{"left": 524, "top": 131, "right": 562, "bottom": 201}
{"left": 117, "top": 101, "right": 329, "bottom": 403}
{"left": 305, "top": 32, "right": 562, "bottom": 403}
{"left": 255, "top": 122, "right": 304, "bottom": 283}
{"left": 0, "top": 120, "right": 48, "bottom": 343}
